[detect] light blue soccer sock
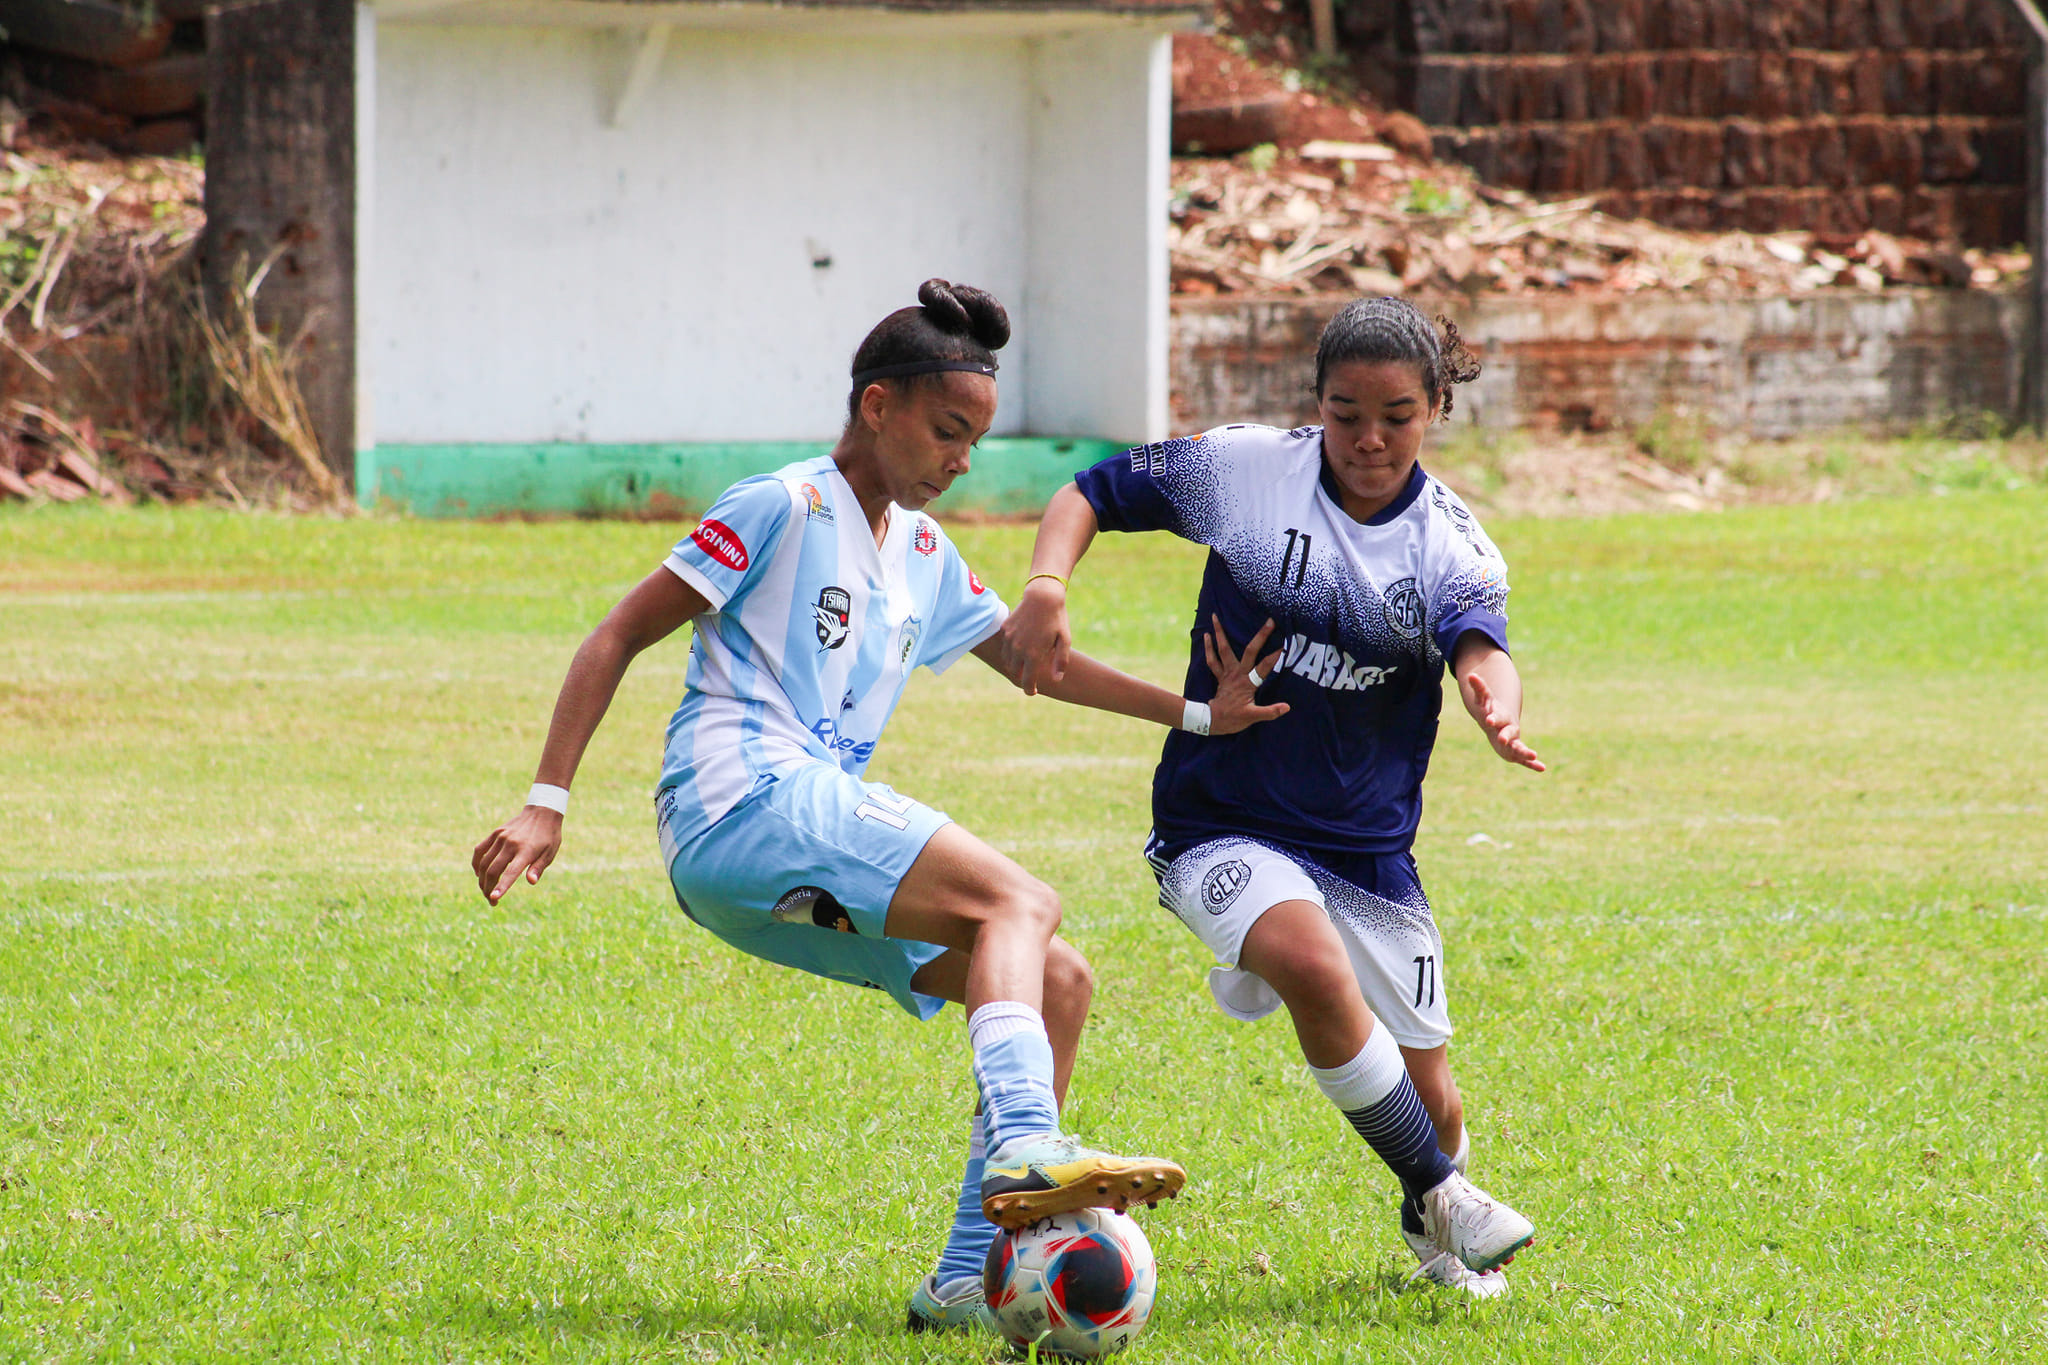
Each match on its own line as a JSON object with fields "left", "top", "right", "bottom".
{"left": 932, "top": 1112, "right": 997, "bottom": 1292}
{"left": 967, "top": 1001, "right": 1061, "bottom": 1154}
{"left": 1309, "top": 1023, "right": 1454, "bottom": 1222}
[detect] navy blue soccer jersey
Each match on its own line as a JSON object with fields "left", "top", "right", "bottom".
{"left": 1075, "top": 423, "right": 1511, "bottom": 861}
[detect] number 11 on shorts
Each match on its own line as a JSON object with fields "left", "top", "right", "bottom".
{"left": 854, "top": 789, "right": 918, "bottom": 831}
{"left": 1413, "top": 953, "right": 1436, "bottom": 1008}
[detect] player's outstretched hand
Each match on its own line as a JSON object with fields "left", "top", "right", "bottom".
{"left": 1464, "top": 673, "right": 1546, "bottom": 772}
{"left": 999, "top": 576, "right": 1072, "bottom": 696}
{"left": 471, "top": 805, "right": 565, "bottom": 905}
{"left": 1204, "top": 615, "right": 1291, "bottom": 736}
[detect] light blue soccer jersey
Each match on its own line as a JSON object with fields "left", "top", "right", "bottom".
{"left": 657, "top": 456, "right": 1007, "bottom": 834}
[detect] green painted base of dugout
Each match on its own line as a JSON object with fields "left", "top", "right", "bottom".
{"left": 355, "top": 438, "right": 1125, "bottom": 519}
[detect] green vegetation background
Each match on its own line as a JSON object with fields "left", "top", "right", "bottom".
{"left": 2, "top": 495, "right": 2044, "bottom": 1361}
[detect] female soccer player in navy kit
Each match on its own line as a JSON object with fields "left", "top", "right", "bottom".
{"left": 470, "top": 281, "right": 1285, "bottom": 1333}
{"left": 1003, "top": 296, "right": 1540, "bottom": 1295}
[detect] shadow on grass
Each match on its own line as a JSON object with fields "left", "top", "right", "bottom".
{"left": 410, "top": 1287, "right": 975, "bottom": 1355}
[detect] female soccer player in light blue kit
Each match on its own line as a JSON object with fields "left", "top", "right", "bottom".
{"left": 471, "top": 281, "right": 1284, "bottom": 1332}
{"left": 1004, "top": 297, "right": 1540, "bottom": 1296}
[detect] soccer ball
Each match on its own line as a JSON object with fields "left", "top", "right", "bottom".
{"left": 982, "top": 1208, "right": 1157, "bottom": 1359}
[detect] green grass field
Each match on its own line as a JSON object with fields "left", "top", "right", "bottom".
{"left": 3, "top": 493, "right": 2044, "bottom": 1362}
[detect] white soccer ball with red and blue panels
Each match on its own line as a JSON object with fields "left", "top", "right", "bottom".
{"left": 982, "top": 1208, "right": 1157, "bottom": 1358}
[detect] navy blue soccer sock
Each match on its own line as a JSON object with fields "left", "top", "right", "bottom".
{"left": 1308, "top": 1026, "right": 1454, "bottom": 1214}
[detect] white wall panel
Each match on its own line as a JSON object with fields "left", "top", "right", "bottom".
{"left": 372, "top": 25, "right": 1034, "bottom": 443}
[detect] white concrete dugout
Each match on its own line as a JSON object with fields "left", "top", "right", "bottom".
{"left": 352, "top": 0, "right": 1205, "bottom": 512}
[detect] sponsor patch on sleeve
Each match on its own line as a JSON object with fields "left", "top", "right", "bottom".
{"left": 691, "top": 518, "right": 749, "bottom": 571}
{"left": 968, "top": 568, "right": 986, "bottom": 595}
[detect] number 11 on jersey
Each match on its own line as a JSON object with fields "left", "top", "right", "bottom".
{"left": 854, "top": 789, "right": 919, "bottom": 831}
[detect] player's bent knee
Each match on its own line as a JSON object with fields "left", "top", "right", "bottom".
{"left": 1044, "top": 940, "right": 1095, "bottom": 1011}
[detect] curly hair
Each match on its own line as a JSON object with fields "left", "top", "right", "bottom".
{"left": 1313, "top": 296, "right": 1481, "bottom": 420}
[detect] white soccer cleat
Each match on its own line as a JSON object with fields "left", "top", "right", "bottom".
{"left": 1419, "top": 1171, "right": 1535, "bottom": 1273}
{"left": 1404, "top": 1230, "right": 1511, "bottom": 1299}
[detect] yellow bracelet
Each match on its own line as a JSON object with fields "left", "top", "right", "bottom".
{"left": 1024, "top": 572, "right": 1070, "bottom": 592}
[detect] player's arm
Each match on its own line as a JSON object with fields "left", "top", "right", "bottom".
{"left": 1001, "top": 482, "right": 1099, "bottom": 695}
{"left": 971, "top": 617, "right": 1287, "bottom": 737}
{"left": 1451, "top": 631, "right": 1545, "bottom": 773}
{"left": 471, "top": 568, "right": 709, "bottom": 904}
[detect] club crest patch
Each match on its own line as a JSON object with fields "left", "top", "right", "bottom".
{"left": 912, "top": 522, "right": 938, "bottom": 556}
{"left": 1201, "top": 859, "right": 1253, "bottom": 914}
{"left": 800, "top": 482, "right": 834, "bottom": 523}
{"left": 897, "top": 616, "right": 922, "bottom": 668}
{"left": 690, "top": 518, "right": 748, "bottom": 571}
{"left": 814, "top": 586, "right": 852, "bottom": 648}
{"left": 1382, "top": 576, "right": 1424, "bottom": 640}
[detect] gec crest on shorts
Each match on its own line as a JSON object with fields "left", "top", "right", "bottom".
{"left": 815, "top": 586, "right": 852, "bottom": 648}
{"left": 1201, "top": 859, "right": 1253, "bottom": 914}
{"left": 1382, "top": 576, "right": 1424, "bottom": 640}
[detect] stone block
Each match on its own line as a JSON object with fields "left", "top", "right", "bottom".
{"left": 1844, "top": 118, "right": 1922, "bottom": 187}
{"left": 1973, "top": 119, "right": 2027, "bottom": 185}
{"left": 1587, "top": 56, "right": 1623, "bottom": 118}
{"left": 1969, "top": 2, "right": 2024, "bottom": 45}
{"left": 1593, "top": 0, "right": 1641, "bottom": 52}
{"left": 1925, "top": 0, "right": 1972, "bottom": 48}
{"left": 1775, "top": 0, "right": 1830, "bottom": 49}
{"left": 1661, "top": 4, "right": 1706, "bottom": 49}
{"left": 1723, "top": 119, "right": 1772, "bottom": 188}
{"left": 1718, "top": 53, "right": 1758, "bottom": 119}
{"left": 1534, "top": 124, "right": 1584, "bottom": 193}
{"left": 1658, "top": 53, "right": 1693, "bottom": 116}
{"left": 1813, "top": 187, "right": 1868, "bottom": 238}
{"left": 1783, "top": 51, "right": 1819, "bottom": 118}
{"left": 1865, "top": 184, "right": 1905, "bottom": 233}
{"left": 1769, "top": 122, "right": 1818, "bottom": 186}
{"left": 1936, "top": 52, "right": 2024, "bottom": 117}
{"left": 1606, "top": 122, "right": 1652, "bottom": 189}
{"left": 1957, "top": 185, "right": 2026, "bottom": 247}
{"left": 1753, "top": 51, "right": 1790, "bottom": 119}
{"left": 1922, "top": 119, "right": 1979, "bottom": 182}
{"left": 1811, "top": 122, "right": 1850, "bottom": 189}
{"left": 1872, "top": 0, "right": 1910, "bottom": 49}
{"left": 1621, "top": 53, "right": 1660, "bottom": 119}
{"left": 1884, "top": 51, "right": 1932, "bottom": 117}
{"left": 1556, "top": 58, "right": 1591, "bottom": 120}
{"left": 1414, "top": 57, "right": 1464, "bottom": 126}
{"left": 1828, "top": 0, "right": 1873, "bottom": 48}
{"left": 1704, "top": 0, "right": 1748, "bottom": 49}
{"left": 1502, "top": 61, "right": 1554, "bottom": 121}
{"left": 1847, "top": 51, "right": 1887, "bottom": 116}
{"left": 1904, "top": 185, "right": 1959, "bottom": 240}
{"left": 1689, "top": 52, "right": 1726, "bottom": 118}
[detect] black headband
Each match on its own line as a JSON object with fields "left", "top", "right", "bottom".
{"left": 850, "top": 358, "right": 999, "bottom": 388}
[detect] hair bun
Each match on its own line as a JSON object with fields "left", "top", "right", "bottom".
{"left": 918, "top": 278, "right": 1011, "bottom": 353}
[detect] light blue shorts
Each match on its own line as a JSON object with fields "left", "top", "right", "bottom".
{"left": 655, "top": 762, "right": 955, "bottom": 1020}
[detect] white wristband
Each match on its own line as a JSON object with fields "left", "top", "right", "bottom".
{"left": 1181, "top": 700, "right": 1212, "bottom": 736}
{"left": 525, "top": 782, "right": 570, "bottom": 814}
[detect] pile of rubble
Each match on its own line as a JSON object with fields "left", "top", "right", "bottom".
{"left": 1, "top": 108, "right": 332, "bottom": 509}
{"left": 1167, "top": 35, "right": 2031, "bottom": 298}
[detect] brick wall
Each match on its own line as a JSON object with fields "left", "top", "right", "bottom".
{"left": 1342, "top": 0, "right": 2032, "bottom": 245}
{"left": 1171, "top": 289, "right": 2026, "bottom": 436}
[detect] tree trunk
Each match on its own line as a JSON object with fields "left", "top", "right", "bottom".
{"left": 203, "top": 0, "right": 355, "bottom": 485}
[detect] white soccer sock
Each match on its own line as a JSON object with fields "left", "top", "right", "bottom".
{"left": 968, "top": 1001, "right": 1059, "bottom": 1152}
{"left": 968, "top": 1000, "right": 1044, "bottom": 1052}
{"left": 1307, "top": 1023, "right": 1407, "bottom": 1111}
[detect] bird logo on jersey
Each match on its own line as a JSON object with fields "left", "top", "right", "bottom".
{"left": 814, "top": 586, "right": 852, "bottom": 648}
{"left": 1382, "top": 577, "right": 1425, "bottom": 640}
{"left": 912, "top": 522, "right": 938, "bottom": 556}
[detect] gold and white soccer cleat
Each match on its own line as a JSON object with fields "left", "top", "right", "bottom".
{"left": 979, "top": 1133, "right": 1186, "bottom": 1230}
